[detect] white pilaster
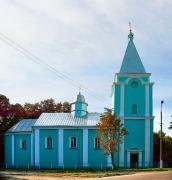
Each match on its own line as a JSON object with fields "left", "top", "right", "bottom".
{"left": 11, "top": 134, "right": 14, "bottom": 166}
{"left": 145, "top": 84, "right": 150, "bottom": 116}
{"left": 31, "top": 133, "right": 33, "bottom": 165}
{"left": 120, "top": 84, "right": 125, "bottom": 116}
{"left": 127, "top": 151, "right": 130, "bottom": 168}
{"left": 83, "top": 129, "right": 88, "bottom": 167}
{"left": 139, "top": 152, "right": 142, "bottom": 168}
{"left": 119, "top": 84, "right": 125, "bottom": 167}
{"left": 145, "top": 84, "right": 150, "bottom": 167}
{"left": 35, "top": 129, "right": 40, "bottom": 166}
{"left": 58, "top": 129, "right": 64, "bottom": 167}
{"left": 107, "top": 156, "right": 112, "bottom": 167}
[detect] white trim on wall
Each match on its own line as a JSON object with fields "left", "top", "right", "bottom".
{"left": 11, "top": 134, "right": 14, "bottom": 166}
{"left": 83, "top": 129, "right": 88, "bottom": 167}
{"left": 58, "top": 129, "right": 64, "bottom": 167}
{"left": 107, "top": 156, "right": 112, "bottom": 167}
{"left": 119, "top": 83, "right": 125, "bottom": 167}
{"left": 34, "top": 129, "right": 40, "bottom": 166}
{"left": 145, "top": 85, "right": 150, "bottom": 116}
{"left": 139, "top": 151, "right": 142, "bottom": 168}
{"left": 145, "top": 84, "right": 150, "bottom": 167}
{"left": 120, "top": 84, "right": 125, "bottom": 116}
{"left": 127, "top": 151, "right": 130, "bottom": 168}
{"left": 119, "top": 118, "right": 124, "bottom": 167}
{"left": 31, "top": 134, "right": 33, "bottom": 165}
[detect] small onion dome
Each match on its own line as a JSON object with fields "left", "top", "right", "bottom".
{"left": 71, "top": 92, "right": 88, "bottom": 118}
{"left": 76, "top": 92, "right": 86, "bottom": 103}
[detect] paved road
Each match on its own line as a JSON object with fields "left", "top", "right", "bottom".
{"left": 0, "top": 171, "right": 172, "bottom": 180}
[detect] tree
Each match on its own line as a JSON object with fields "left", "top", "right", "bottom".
{"left": 96, "top": 108, "right": 128, "bottom": 169}
{"left": 40, "top": 98, "right": 57, "bottom": 113}
{"left": 24, "top": 103, "right": 42, "bottom": 118}
{"left": 0, "top": 94, "right": 11, "bottom": 118}
{"left": 153, "top": 132, "right": 172, "bottom": 167}
{"left": 62, "top": 102, "right": 71, "bottom": 112}
{"left": 0, "top": 95, "right": 22, "bottom": 166}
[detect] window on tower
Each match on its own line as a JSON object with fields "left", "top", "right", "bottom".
{"left": 131, "top": 80, "right": 139, "bottom": 88}
{"left": 132, "top": 104, "right": 138, "bottom": 114}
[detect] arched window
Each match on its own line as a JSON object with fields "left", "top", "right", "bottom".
{"left": 132, "top": 104, "right": 138, "bottom": 114}
{"left": 131, "top": 79, "right": 139, "bottom": 88}
{"left": 45, "top": 137, "right": 52, "bottom": 149}
{"left": 20, "top": 139, "right": 26, "bottom": 149}
{"left": 69, "top": 136, "right": 77, "bottom": 148}
{"left": 94, "top": 137, "right": 101, "bottom": 149}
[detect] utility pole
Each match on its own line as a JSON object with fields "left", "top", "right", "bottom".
{"left": 160, "top": 100, "right": 164, "bottom": 168}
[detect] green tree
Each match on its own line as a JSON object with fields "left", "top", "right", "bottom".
{"left": 153, "top": 132, "right": 172, "bottom": 167}
{"left": 62, "top": 102, "right": 71, "bottom": 112}
{"left": 96, "top": 108, "right": 128, "bottom": 169}
{"left": 0, "top": 95, "right": 22, "bottom": 165}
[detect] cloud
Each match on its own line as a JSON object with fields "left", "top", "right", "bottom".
{"left": 0, "top": 0, "right": 171, "bottom": 135}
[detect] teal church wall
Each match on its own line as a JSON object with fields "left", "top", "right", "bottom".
{"left": 124, "top": 79, "right": 146, "bottom": 116}
{"left": 5, "top": 135, "right": 12, "bottom": 166}
{"left": 124, "top": 119, "right": 145, "bottom": 166}
{"left": 114, "top": 85, "right": 120, "bottom": 114}
{"left": 63, "top": 129, "right": 83, "bottom": 168}
{"left": 88, "top": 129, "right": 107, "bottom": 168}
{"left": 39, "top": 129, "right": 58, "bottom": 168}
{"left": 14, "top": 134, "right": 31, "bottom": 166}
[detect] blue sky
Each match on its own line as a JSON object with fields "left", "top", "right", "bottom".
{"left": 0, "top": 0, "right": 171, "bottom": 136}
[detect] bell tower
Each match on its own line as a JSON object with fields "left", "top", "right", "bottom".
{"left": 112, "top": 26, "right": 154, "bottom": 168}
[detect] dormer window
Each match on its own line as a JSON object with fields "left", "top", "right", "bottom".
{"left": 132, "top": 104, "right": 138, "bottom": 114}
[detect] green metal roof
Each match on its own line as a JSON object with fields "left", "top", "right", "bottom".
{"left": 6, "top": 119, "right": 36, "bottom": 133}
{"left": 34, "top": 112, "right": 100, "bottom": 127}
{"left": 120, "top": 32, "right": 146, "bottom": 73}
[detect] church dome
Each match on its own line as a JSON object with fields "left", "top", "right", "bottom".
{"left": 71, "top": 92, "right": 88, "bottom": 118}
{"left": 76, "top": 92, "right": 86, "bottom": 103}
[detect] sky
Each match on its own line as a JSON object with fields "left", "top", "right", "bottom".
{"left": 0, "top": 0, "right": 171, "bottom": 136}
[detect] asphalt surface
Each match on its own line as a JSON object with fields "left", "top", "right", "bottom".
{"left": 0, "top": 171, "right": 172, "bottom": 180}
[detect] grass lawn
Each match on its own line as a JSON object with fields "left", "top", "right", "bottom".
{"left": 1, "top": 168, "right": 172, "bottom": 178}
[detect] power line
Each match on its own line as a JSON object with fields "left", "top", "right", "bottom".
{"left": 0, "top": 32, "right": 108, "bottom": 104}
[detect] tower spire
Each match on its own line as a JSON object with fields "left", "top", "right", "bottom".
{"left": 128, "top": 22, "right": 134, "bottom": 40}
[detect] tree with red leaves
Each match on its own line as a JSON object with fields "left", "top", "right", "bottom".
{"left": 96, "top": 108, "right": 128, "bottom": 169}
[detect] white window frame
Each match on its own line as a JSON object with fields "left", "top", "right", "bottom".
{"left": 69, "top": 136, "right": 77, "bottom": 149}
{"left": 20, "top": 139, "right": 26, "bottom": 150}
{"left": 45, "top": 136, "right": 53, "bottom": 149}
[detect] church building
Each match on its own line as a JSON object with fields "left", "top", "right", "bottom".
{"left": 4, "top": 29, "right": 154, "bottom": 168}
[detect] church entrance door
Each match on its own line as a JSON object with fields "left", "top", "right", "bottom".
{"left": 130, "top": 153, "right": 138, "bottom": 168}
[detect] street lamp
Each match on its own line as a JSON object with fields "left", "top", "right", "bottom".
{"left": 160, "top": 100, "right": 164, "bottom": 168}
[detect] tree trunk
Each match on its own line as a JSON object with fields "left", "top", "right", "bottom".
{"left": 111, "top": 153, "right": 115, "bottom": 170}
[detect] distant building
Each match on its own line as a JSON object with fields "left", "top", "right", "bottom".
{"left": 4, "top": 29, "right": 154, "bottom": 168}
